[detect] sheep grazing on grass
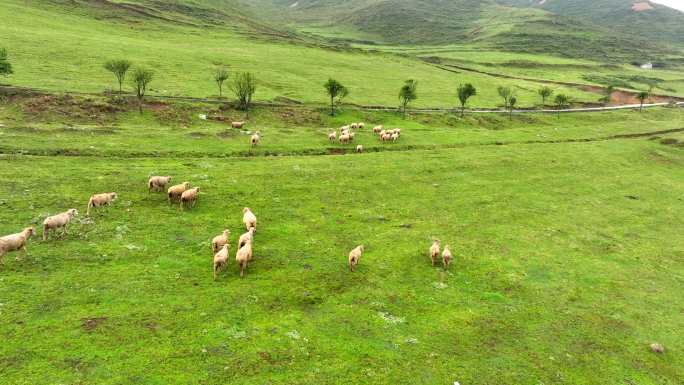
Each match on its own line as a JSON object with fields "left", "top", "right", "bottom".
{"left": 0, "top": 227, "right": 35, "bottom": 263}
{"left": 358, "top": 122, "right": 365, "bottom": 129}
{"left": 213, "top": 244, "right": 230, "bottom": 280}
{"left": 87, "top": 192, "right": 118, "bottom": 216}
{"left": 442, "top": 245, "right": 453, "bottom": 271}
{"left": 180, "top": 187, "right": 200, "bottom": 210}
{"left": 381, "top": 133, "right": 392, "bottom": 142}
{"left": 328, "top": 131, "right": 337, "bottom": 142}
{"left": 356, "top": 144, "right": 363, "bottom": 153}
{"left": 350, "top": 123, "right": 359, "bottom": 129}
{"left": 243, "top": 207, "right": 257, "bottom": 232}
{"left": 43, "top": 209, "right": 78, "bottom": 240}
{"left": 232, "top": 121, "right": 245, "bottom": 129}
{"left": 429, "top": 239, "right": 440, "bottom": 267}
{"left": 238, "top": 227, "right": 255, "bottom": 249}
{"left": 373, "top": 125, "right": 383, "bottom": 134}
{"left": 348, "top": 245, "right": 364, "bottom": 272}
{"left": 148, "top": 176, "right": 172, "bottom": 192}
{"left": 212, "top": 229, "right": 230, "bottom": 254}
{"left": 235, "top": 239, "right": 253, "bottom": 277}
{"left": 168, "top": 182, "right": 191, "bottom": 203}
{"left": 251, "top": 131, "right": 261, "bottom": 146}
{"left": 339, "top": 133, "right": 351, "bottom": 144}
{"left": 391, "top": 132, "right": 400, "bottom": 142}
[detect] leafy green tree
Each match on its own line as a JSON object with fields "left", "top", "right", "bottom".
{"left": 398, "top": 79, "right": 418, "bottom": 115}
{"left": 554, "top": 93, "right": 569, "bottom": 119}
{"left": 600, "top": 84, "right": 615, "bottom": 105}
{"left": 497, "top": 86, "right": 512, "bottom": 109}
{"left": 324, "top": 78, "right": 348, "bottom": 116}
{"left": 214, "top": 67, "right": 229, "bottom": 98}
{"left": 636, "top": 91, "right": 650, "bottom": 112}
{"left": 538, "top": 86, "right": 553, "bottom": 106}
{"left": 131, "top": 67, "right": 153, "bottom": 114}
{"left": 508, "top": 96, "right": 517, "bottom": 120}
{"left": 0, "top": 48, "right": 12, "bottom": 76}
{"left": 456, "top": 83, "right": 476, "bottom": 117}
{"left": 231, "top": 72, "right": 257, "bottom": 114}
{"left": 104, "top": 59, "right": 132, "bottom": 93}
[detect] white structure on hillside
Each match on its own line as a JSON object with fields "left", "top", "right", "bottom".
{"left": 640, "top": 62, "right": 653, "bottom": 69}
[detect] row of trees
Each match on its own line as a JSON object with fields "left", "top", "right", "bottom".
{"left": 103, "top": 60, "right": 257, "bottom": 114}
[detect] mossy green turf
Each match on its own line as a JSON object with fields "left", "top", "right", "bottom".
{"left": 1, "top": 102, "right": 684, "bottom": 384}
{"left": 0, "top": 0, "right": 601, "bottom": 108}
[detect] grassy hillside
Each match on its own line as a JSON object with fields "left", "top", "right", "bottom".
{"left": 0, "top": 0, "right": 602, "bottom": 108}
{"left": 1, "top": 92, "right": 683, "bottom": 384}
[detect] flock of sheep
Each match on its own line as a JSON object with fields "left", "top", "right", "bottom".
{"left": 0, "top": 121, "right": 457, "bottom": 278}
{"left": 327, "top": 122, "right": 402, "bottom": 153}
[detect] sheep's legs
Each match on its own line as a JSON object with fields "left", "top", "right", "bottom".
{"left": 239, "top": 262, "right": 245, "bottom": 277}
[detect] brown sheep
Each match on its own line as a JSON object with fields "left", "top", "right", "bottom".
{"left": 339, "top": 134, "right": 351, "bottom": 144}
{"left": 43, "top": 209, "right": 78, "bottom": 240}
{"left": 87, "top": 192, "right": 117, "bottom": 216}
{"left": 213, "top": 244, "right": 230, "bottom": 280}
{"left": 356, "top": 144, "right": 363, "bottom": 153}
{"left": 235, "top": 239, "right": 253, "bottom": 277}
{"left": 212, "top": 229, "right": 230, "bottom": 254}
{"left": 429, "top": 239, "right": 440, "bottom": 267}
{"left": 232, "top": 121, "right": 245, "bottom": 129}
{"left": 0, "top": 227, "right": 35, "bottom": 263}
{"left": 242, "top": 207, "right": 257, "bottom": 232}
{"left": 348, "top": 245, "right": 364, "bottom": 272}
{"left": 251, "top": 131, "right": 261, "bottom": 146}
{"left": 168, "top": 182, "right": 191, "bottom": 203}
{"left": 442, "top": 245, "right": 453, "bottom": 271}
{"left": 238, "top": 227, "right": 255, "bottom": 249}
{"left": 180, "top": 187, "right": 200, "bottom": 210}
{"left": 148, "top": 176, "right": 172, "bottom": 192}
{"left": 328, "top": 131, "right": 337, "bottom": 143}
{"left": 373, "top": 125, "right": 383, "bottom": 134}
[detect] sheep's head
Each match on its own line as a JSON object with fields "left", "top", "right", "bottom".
{"left": 165, "top": 176, "right": 172, "bottom": 182}
{"left": 223, "top": 229, "right": 230, "bottom": 235}
{"left": 68, "top": 209, "right": 78, "bottom": 217}
{"left": 110, "top": 192, "right": 118, "bottom": 200}
{"left": 25, "top": 227, "right": 36, "bottom": 237}
{"left": 249, "top": 227, "right": 255, "bottom": 235}
{"left": 359, "top": 245, "right": 364, "bottom": 252}
{"left": 195, "top": 187, "right": 200, "bottom": 193}
{"left": 182, "top": 182, "right": 191, "bottom": 188}
{"left": 243, "top": 207, "right": 250, "bottom": 213}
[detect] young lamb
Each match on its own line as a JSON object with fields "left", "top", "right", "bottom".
{"left": 339, "top": 133, "right": 351, "bottom": 144}
{"left": 356, "top": 144, "right": 363, "bottom": 153}
{"left": 212, "top": 229, "right": 230, "bottom": 254}
{"left": 373, "top": 125, "right": 383, "bottom": 134}
{"left": 180, "top": 187, "right": 200, "bottom": 210}
{"left": 213, "top": 243, "right": 230, "bottom": 280}
{"left": 242, "top": 207, "right": 257, "bottom": 232}
{"left": 43, "top": 209, "right": 78, "bottom": 240}
{"left": 429, "top": 239, "right": 441, "bottom": 267}
{"left": 238, "top": 227, "right": 255, "bottom": 249}
{"left": 442, "top": 245, "right": 453, "bottom": 271}
{"left": 0, "top": 227, "right": 35, "bottom": 262}
{"left": 251, "top": 131, "right": 261, "bottom": 146}
{"left": 168, "top": 182, "right": 191, "bottom": 203}
{"left": 348, "top": 245, "right": 364, "bottom": 272}
{"left": 148, "top": 176, "right": 172, "bottom": 192}
{"left": 235, "top": 239, "right": 253, "bottom": 277}
{"left": 328, "top": 131, "right": 337, "bottom": 142}
{"left": 87, "top": 192, "right": 117, "bottom": 216}
{"left": 232, "top": 121, "right": 245, "bottom": 129}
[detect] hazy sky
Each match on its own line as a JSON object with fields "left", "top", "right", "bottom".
{"left": 651, "top": 0, "right": 684, "bottom": 11}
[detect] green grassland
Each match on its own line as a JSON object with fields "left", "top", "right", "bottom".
{"left": 0, "top": 1, "right": 608, "bottom": 108}
{"left": 1, "top": 98, "right": 683, "bottom": 384}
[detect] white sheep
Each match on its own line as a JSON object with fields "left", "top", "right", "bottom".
{"left": 238, "top": 227, "right": 255, "bottom": 249}
{"left": 339, "top": 133, "right": 351, "bottom": 144}
{"left": 243, "top": 207, "right": 257, "bottom": 232}
{"left": 251, "top": 131, "right": 261, "bottom": 146}
{"left": 213, "top": 244, "right": 230, "bottom": 280}
{"left": 43, "top": 209, "right": 78, "bottom": 240}
{"left": 373, "top": 125, "right": 383, "bottom": 134}
{"left": 381, "top": 133, "right": 392, "bottom": 142}
{"left": 235, "top": 239, "right": 253, "bottom": 277}
{"left": 148, "top": 176, "right": 172, "bottom": 192}
{"left": 328, "top": 131, "right": 337, "bottom": 142}
{"left": 442, "top": 245, "right": 453, "bottom": 271}
{"left": 180, "top": 187, "right": 200, "bottom": 210}
{"left": 87, "top": 192, "right": 118, "bottom": 216}
{"left": 0, "top": 227, "right": 35, "bottom": 263}
{"left": 348, "top": 245, "right": 364, "bottom": 272}
{"left": 356, "top": 144, "right": 363, "bottom": 153}
{"left": 232, "top": 121, "right": 245, "bottom": 129}
{"left": 391, "top": 132, "right": 399, "bottom": 142}
{"left": 350, "top": 123, "right": 358, "bottom": 129}
{"left": 212, "top": 229, "right": 230, "bottom": 254}
{"left": 168, "top": 182, "right": 191, "bottom": 203}
{"left": 358, "top": 122, "right": 365, "bottom": 129}
{"left": 429, "top": 239, "right": 440, "bottom": 267}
